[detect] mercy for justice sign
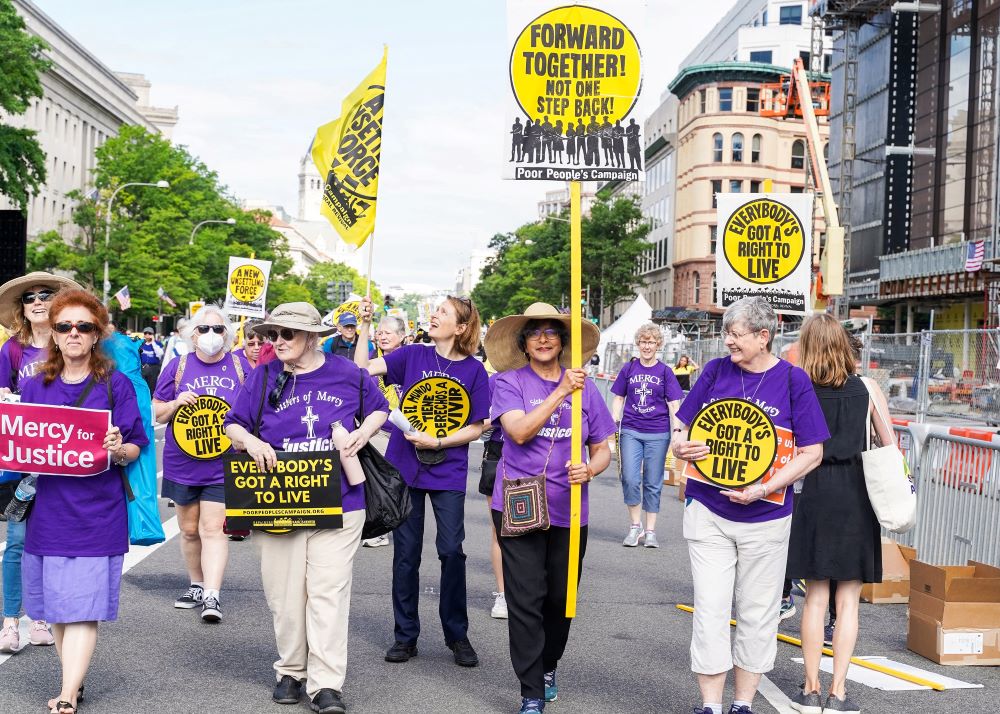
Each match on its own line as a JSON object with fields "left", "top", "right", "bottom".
{"left": 0, "top": 402, "right": 111, "bottom": 476}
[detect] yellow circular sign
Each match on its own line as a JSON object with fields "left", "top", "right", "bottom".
{"left": 228, "top": 264, "right": 266, "bottom": 303}
{"left": 688, "top": 398, "right": 778, "bottom": 489}
{"left": 172, "top": 395, "right": 233, "bottom": 460}
{"left": 509, "top": 6, "right": 641, "bottom": 127}
{"left": 723, "top": 198, "right": 805, "bottom": 285}
{"left": 400, "top": 376, "right": 472, "bottom": 438}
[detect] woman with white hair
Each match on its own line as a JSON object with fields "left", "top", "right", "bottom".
{"left": 152, "top": 305, "right": 245, "bottom": 623}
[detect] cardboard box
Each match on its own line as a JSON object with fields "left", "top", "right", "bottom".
{"left": 909, "top": 560, "right": 1000, "bottom": 602}
{"left": 908, "top": 610, "right": 1000, "bottom": 665}
{"left": 663, "top": 469, "right": 681, "bottom": 487}
{"left": 860, "top": 540, "right": 917, "bottom": 604}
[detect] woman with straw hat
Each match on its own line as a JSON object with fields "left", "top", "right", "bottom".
{"left": 0, "top": 271, "right": 82, "bottom": 655}
{"left": 483, "top": 303, "right": 616, "bottom": 714}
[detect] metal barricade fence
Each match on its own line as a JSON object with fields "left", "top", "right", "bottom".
{"left": 919, "top": 328, "right": 1000, "bottom": 425}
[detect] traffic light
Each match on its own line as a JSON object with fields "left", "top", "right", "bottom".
{"left": 338, "top": 281, "right": 351, "bottom": 304}
{"left": 326, "top": 281, "right": 336, "bottom": 303}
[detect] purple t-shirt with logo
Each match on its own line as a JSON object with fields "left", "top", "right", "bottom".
{"left": 0, "top": 340, "right": 46, "bottom": 391}
{"left": 154, "top": 353, "right": 247, "bottom": 486}
{"left": 676, "top": 357, "right": 830, "bottom": 523}
{"left": 224, "top": 353, "right": 388, "bottom": 513}
{"left": 490, "top": 365, "right": 616, "bottom": 527}
{"left": 611, "top": 359, "right": 684, "bottom": 433}
{"left": 383, "top": 344, "right": 490, "bottom": 491}
{"left": 21, "top": 371, "right": 149, "bottom": 557}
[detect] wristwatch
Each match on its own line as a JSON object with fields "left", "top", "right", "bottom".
{"left": 113, "top": 447, "right": 128, "bottom": 466}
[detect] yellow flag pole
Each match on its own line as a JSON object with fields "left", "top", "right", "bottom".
{"left": 365, "top": 231, "right": 375, "bottom": 298}
{"left": 566, "top": 180, "right": 583, "bottom": 618}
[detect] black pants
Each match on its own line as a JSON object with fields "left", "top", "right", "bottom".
{"left": 492, "top": 510, "right": 587, "bottom": 699}
{"left": 140, "top": 363, "right": 159, "bottom": 396}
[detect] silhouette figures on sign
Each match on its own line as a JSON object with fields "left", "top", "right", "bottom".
{"left": 508, "top": 114, "right": 644, "bottom": 172}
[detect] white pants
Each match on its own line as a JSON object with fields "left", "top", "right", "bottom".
{"left": 258, "top": 511, "right": 365, "bottom": 696}
{"left": 683, "top": 499, "right": 790, "bottom": 675}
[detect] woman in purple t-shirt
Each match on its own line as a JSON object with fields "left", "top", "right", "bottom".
{"left": 610, "top": 322, "right": 684, "bottom": 549}
{"left": 483, "top": 303, "right": 615, "bottom": 714}
{"left": 0, "top": 271, "right": 81, "bottom": 655}
{"left": 153, "top": 305, "right": 246, "bottom": 623}
{"left": 671, "top": 298, "right": 828, "bottom": 714}
{"left": 19, "top": 289, "right": 147, "bottom": 714}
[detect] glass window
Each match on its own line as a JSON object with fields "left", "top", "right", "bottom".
{"left": 730, "top": 179, "right": 743, "bottom": 193}
{"left": 780, "top": 4, "right": 803, "bottom": 25}
{"left": 750, "top": 180, "right": 761, "bottom": 193}
{"left": 711, "top": 180, "right": 722, "bottom": 208}
{"left": 699, "top": 90, "right": 706, "bottom": 113}
{"left": 709, "top": 225, "right": 718, "bottom": 254}
{"left": 711, "top": 273, "right": 717, "bottom": 303}
{"left": 791, "top": 139, "right": 805, "bottom": 169}
{"left": 692, "top": 273, "right": 701, "bottom": 304}
{"left": 749, "top": 51, "right": 773, "bottom": 64}
{"left": 746, "top": 88, "right": 760, "bottom": 113}
{"left": 790, "top": 185, "right": 805, "bottom": 193}
{"left": 713, "top": 133, "right": 724, "bottom": 162}
{"left": 719, "top": 88, "right": 733, "bottom": 112}
{"left": 752, "top": 134, "right": 762, "bottom": 163}
{"left": 762, "top": 9, "right": 768, "bottom": 24}
{"left": 732, "top": 132, "right": 744, "bottom": 162}
{"left": 799, "top": 50, "right": 811, "bottom": 67}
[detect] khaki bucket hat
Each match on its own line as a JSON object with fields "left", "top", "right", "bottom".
{"left": 252, "top": 302, "right": 336, "bottom": 337}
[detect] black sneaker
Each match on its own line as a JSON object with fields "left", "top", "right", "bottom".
{"left": 447, "top": 638, "right": 479, "bottom": 667}
{"left": 201, "top": 596, "right": 222, "bottom": 623}
{"left": 174, "top": 584, "right": 204, "bottom": 609}
{"left": 384, "top": 641, "right": 418, "bottom": 662}
{"left": 310, "top": 688, "right": 346, "bottom": 714}
{"left": 273, "top": 675, "right": 304, "bottom": 705}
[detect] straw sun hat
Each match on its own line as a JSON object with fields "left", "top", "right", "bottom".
{"left": 252, "top": 302, "right": 336, "bottom": 337}
{"left": 484, "top": 302, "right": 599, "bottom": 373}
{"left": 0, "top": 271, "right": 84, "bottom": 330}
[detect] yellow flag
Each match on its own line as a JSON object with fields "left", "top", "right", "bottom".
{"left": 311, "top": 48, "right": 387, "bottom": 248}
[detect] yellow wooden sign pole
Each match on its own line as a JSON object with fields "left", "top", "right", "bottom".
{"left": 566, "top": 180, "right": 583, "bottom": 618}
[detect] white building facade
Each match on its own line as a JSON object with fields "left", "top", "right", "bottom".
{"left": 454, "top": 248, "right": 497, "bottom": 297}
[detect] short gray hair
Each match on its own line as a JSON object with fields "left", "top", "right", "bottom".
{"left": 722, "top": 297, "right": 777, "bottom": 349}
{"left": 377, "top": 316, "right": 406, "bottom": 336}
{"left": 181, "top": 305, "right": 236, "bottom": 352}
{"left": 634, "top": 322, "right": 663, "bottom": 346}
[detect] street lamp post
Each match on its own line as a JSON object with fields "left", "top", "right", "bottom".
{"left": 189, "top": 218, "right": 237, "bottom": 245}
{"left": 103, "top": 180, "right": 170, "bottom": 304}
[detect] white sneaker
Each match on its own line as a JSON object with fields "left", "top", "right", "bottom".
{"left": 623, "top": 524, "right": 643, "bottom": 547}
{"left": 362, "top": 535, "right": 390, "bottom": 548}
{"left": 491, "top": 592, "right": 508, "bottom": 619}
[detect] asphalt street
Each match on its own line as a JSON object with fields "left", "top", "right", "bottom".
{"left": 0, "top": 430, "right": 997, "bottom": 713}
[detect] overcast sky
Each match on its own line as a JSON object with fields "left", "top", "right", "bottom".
{"left": 36, "top": 0, "right": 736, "bottom": 290}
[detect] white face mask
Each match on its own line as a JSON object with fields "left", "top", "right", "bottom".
{"left": 198, "top": 331, "right": 225, "bottom": 357}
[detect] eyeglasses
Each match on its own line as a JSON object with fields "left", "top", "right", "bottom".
{"left": 722, "top": 329, "right": 759, "bottom": 340}
{"left": 638, "top": 340, "right": 659, "bottom": 347}
{"left": 21, "top": 290, "right": 54, "bottom": 304}
{"left": 195, "top": 325, "right": 226, "bottom": 335}
{"left": 54, "top": 321, "right": 97, "bottom": 334}
{"left": 524, "top": 327, "right": 560, "bottom": 340}
{"left": 265, "top": 328, "right": 299, "bottom": 342}
{"left": 268, "top": 370, "right": 292, "bottom": 408}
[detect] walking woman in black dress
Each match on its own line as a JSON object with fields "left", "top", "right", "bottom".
{"left": 785, "top": 314, "right": 892, "bottom": 714}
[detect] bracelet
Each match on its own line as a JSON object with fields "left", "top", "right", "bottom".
{"left": 113, "top": 447, "right": 128, "bottom": 466}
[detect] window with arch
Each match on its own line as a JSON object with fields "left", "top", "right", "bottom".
{"left": 823, "top": 142, "right": 829, "bottom": 160}
{"left": 732, "top": 132, "right": 744, "bottom": 162}
{"left": 711, "top": 273, "right": 717, "bottom": 303}
{"left": 713, "top": 133, "right": 723, "bottom": 162}
{"left": 791, "top": 140, "right": 805, "bottom": 169}
{"left": 751, "top": 134, "right": 762, "bottom": 163}
{"left": 692, "top": 273, "right": 701, "bottom": 304}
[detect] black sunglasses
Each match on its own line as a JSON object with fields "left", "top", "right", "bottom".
{"left": 54, "top": 320, "right": 97, "bottom": 334}
{"left": 21, "top": 290, "right": 54, "bottom": 304}
{"left": 268, "top": 370, "right": 292, "bottom": 408}
{"left": 195, "top": 325, "right": 226, "bottom": 335}
{"left": 265, "top": 328, "right": 299, "bottom": 342}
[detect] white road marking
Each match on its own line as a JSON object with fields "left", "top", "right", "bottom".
{"left": 758, "top": 674, "right": 795, "bottom": 714}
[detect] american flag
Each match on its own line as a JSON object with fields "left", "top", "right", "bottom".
{"left": 113, "top": 285, "right": 131, "bottom": 310}
{"left": 157, "top": 286, "right": 177, "bottom": 308}
{"left": 965, "top": 240, "right": 985, "bottom": 272}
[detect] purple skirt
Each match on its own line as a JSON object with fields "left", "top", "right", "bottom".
{"left": 22, "top": 552, "right": 124, "bottom": 623}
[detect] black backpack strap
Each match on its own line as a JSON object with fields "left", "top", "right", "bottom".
{"left": 355, "top": 368, "right": 366, "bottom": 428}
{"left": 253, "top": 361, "right": 270, "bottom": 438}
{"left": 72, "top": 376, "right": 98, "bottom": 407}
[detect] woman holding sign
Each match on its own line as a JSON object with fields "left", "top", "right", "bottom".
{"left": 153, "top": 305, "right": 244, "bottom": 623}
{"left": 18, "top": 289, "right": 146, "bottom": 714}
{"left": 224, "top": 302, "right": 388, "bottom": 714}
{"left": 483, "top": 303, "right": 615, "bottom": 714}
{"left": 671, "top": 297, "right": 828, "bottom": 714}
{"left": 356, "top": 295, "right": 489, "bottom": 669}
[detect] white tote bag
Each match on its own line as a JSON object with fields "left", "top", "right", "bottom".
{"left": 860, "top": 377, "right": 916, "bottom": 533}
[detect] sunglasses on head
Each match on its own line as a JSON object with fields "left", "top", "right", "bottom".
{"left": 268, "top": 370, "right": 292, "bottom": 408}
{"left": 54, "top": 321, "right": 97, "bottom": 334}
{"left": 265, "top": 328, "right": 299, "bottom": 342}
{"left": 21, "top": 290, "right": 54, "bottom": 304}
{"left": 195, "top": 325, "right": 226, "bottom": 335}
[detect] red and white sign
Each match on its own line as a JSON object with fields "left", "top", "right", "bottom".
{"left": 0, "top": 402, "right": 111, "bottom": 476}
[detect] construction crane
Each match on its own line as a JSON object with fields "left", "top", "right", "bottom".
{"left": 760, "top": 57, "right": 844, "bottom": 308}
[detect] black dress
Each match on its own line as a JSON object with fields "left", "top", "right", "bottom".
{"left": 787, "top": 375, "right": 882, "bottom": 583}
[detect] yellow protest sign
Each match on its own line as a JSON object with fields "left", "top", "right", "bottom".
{"left": 172, "top": 395, "right": 233, "bottom": 460}
{"left": 400, "top": 376, "right": 471, "bottom": 437}
{"left": 687, "top": 399, "right": 778, "bottom": 489}
{"left": 332, "top": 299, "right": 361, "bottom": 326}
{"left": 311, "top": 48, "right": 387, "bottom": 249}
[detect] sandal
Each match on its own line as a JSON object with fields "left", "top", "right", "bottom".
{"left": 52, "top": 701, "right": 75, "bottom": 714}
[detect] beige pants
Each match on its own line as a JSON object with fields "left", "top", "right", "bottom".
{"left": 683, "top": 498, "right": 791, "bottom": 675}
{"left": 258, "top": 511, "right": 365, "bottom": 696}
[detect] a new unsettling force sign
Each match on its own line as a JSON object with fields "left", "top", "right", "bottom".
{"left": 224, "top": 256, "right": 272, "bottom": 318}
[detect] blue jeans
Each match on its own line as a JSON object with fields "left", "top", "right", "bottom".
{"left": 619, "top": 429, "right": 670, "bottom": 514}
{"left": 2, "top": 518, "right": 25, "bottom": 618}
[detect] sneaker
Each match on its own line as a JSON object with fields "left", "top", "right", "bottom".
{"left": 823, "top": 693, "right": 860, "bottom": 714}
{"left": 623, "top": 524, "right": 643, "bottom": 547}
{"left": 492, "top": 592, "right": 509, "bottom": 619}
{"left": 824, "top": 617, "right": 837, "bottom": 647}
{"left": 543, "top": 669, "right": 558, "bottom": 702}
{"left": 227, "top": 534, "right": 246, "bottom": 542}
{"left": 385, "top": 640, "right": 418, "bottom": 663}
{"left": 272, "top": 675, "right": 304, "bottom": 705}
{"left": 362, "top": 535, "right": 390, "bottom": 548}
{"left": 729, "top": 706, "right": 753, "bottom": 714}
{"left": 643, "top": 530, "right": 660, "bottom": 548}
{"left": 448, "top": 637, "right": 479, "bottom": 667}
{"left": 0, "top": 623, "right": 19, "bottom": 653}
{"left": 519, "top": 697, "right": 545, "bottom": 713}
{"left": 693, "top": 709, "right": 716, "bottom": 714}
{"left": 310, "top": 688, "right": 346, "bottom": 714}
{"left": 789, "top": 688, "right": 823, "bottom": 714}
{"left": 779, "top": 596, "right": 796, "bottom": 621}
{"left": 201, "top": 596, "right": 222, "bottom": 623}
{"left": 28, "top": 620, "right": 54, "bottom": 646}
{"left": 174, "top": 584, "right": 204, "bottom": 609}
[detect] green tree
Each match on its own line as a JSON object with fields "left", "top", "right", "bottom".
{"left": 300, "top": 260, "right": 384, "bottom": 313}
{"left": 0, "top": 0, "right": 51, "bottom": 211}
{"left": 392, "top": 293, "right": 425, "bottom": 324}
